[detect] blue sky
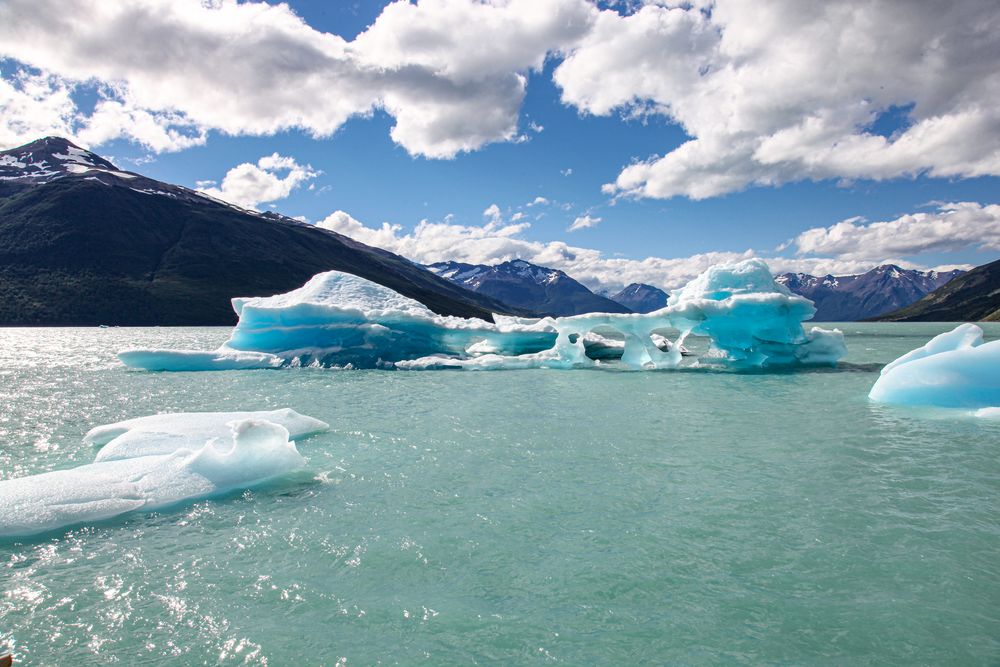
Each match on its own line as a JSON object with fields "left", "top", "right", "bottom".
{"left": 1, "top": 0, "right": 998, "bottom": 290}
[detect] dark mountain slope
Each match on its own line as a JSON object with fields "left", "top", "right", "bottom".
{"left": 874, "top": 258, "right": 1000, "bottom": 322}
{"left": 0, "top": 137, "right": 515, "bottom": 325}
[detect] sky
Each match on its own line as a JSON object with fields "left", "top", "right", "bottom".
{"left": 1, "top": 0, "right": 999, "bottom": 292}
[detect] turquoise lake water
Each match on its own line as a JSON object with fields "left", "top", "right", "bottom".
{"left": 1, "top": 323, "right": 999, "bottom": 665}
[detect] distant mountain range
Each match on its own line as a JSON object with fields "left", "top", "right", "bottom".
{"left": 875, "top": 258, "right": 1000, "bottom": 321}
{"left": 426, "top": 259, "right": 630, "bottom": 316}
{"left": 0, "top": 137, "right": 513, "bottom": 325}
{"left": 428, "top": 259, "right": 975, "bottom": 320}
{"left": 776, "top": 265, "right": 964, "bottom": 321}
{"left": 2, "top": 137, "right": 990, "bottom": 326}
{"left": 609, "top": 283, "right": 669, "bottom": 313}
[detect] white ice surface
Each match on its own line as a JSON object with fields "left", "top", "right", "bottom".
{"left": 86, "top": 409, "right": 329, "bottom": 462}
{"left": 869, "top": 323, "right": 1000, "bottom": 408}
{"left": 0, "top": 412, "right": 329, "bottom": 538}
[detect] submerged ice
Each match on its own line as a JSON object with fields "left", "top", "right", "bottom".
{"left": 0, "top": 410, "right": 329, "bottom": 537}
{"left": 119, "top": 258, "right": 846, "bottom": 371}
{"left": 869, "top": 323, "right": 1000, "bottom": 409}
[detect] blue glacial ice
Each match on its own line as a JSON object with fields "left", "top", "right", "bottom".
{"left": 869, "top": 323, "right": 1000, "bottom": 409}
{"left": 119, "top": 258, "right": 846, "bottom": 371}
{"left": 0, "top": 411, "right": 329, "bottom": 538}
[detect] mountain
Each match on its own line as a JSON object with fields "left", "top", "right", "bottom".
{"left": 775, "top": 264, "right": 964, "bottom": 321}
{"left": 426, "top": 259, "right": 631, "bottom": 316}
{"left": 874, "top": 258, "right": 1000, "bottom": 321}
{"left": 0, "top": 137, "right": 516, "bottom": 325}
{"left": 609, "top": 283, "right": 669, "bottom": 313}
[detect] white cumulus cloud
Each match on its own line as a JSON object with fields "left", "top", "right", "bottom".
{"left": 198, "top": 153, "right": 319, "bottom": 209}
{"left": 568, "top": 214, "right": 602, "bottom": 231}
{"left": 0, "top": 0, "right": 596, "bottom": 157}
{"left": 555, "top": 0, "right": 1000, "bottom": 199}
{"left": 791, "top": 202, "right": 1000, "bottom": 260}
{"left": 0, "top": 71, "right": 77, "bottom": 149}
{"left": 311, "top": 205, "right": 976, "bottom": 292}
{"left": 2, "top": 0, "right": 997, "bottom": 199}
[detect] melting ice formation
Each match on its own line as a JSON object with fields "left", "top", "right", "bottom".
{"left": 0, "top": 410, "right": 329, "bottom": 538}
{"left": 869, "top": 323, "right": 1000, "bottom": 411}
{"left": 119, "top": 258, "right": 846, "bottom": 371}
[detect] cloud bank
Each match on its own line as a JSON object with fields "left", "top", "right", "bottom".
{"left": 0, "top": 0, "right": 593, "bottom": 158}
{"left": 790, "top": 202, "right": 1000, "bottom": 259}
{"left": 316, "top": 203, "right": 990, "bottom": 291}
{"left": 2, "top": 0, "right": 997, "bottom": 198}
{"left": 557, "top": 0, "right": 1000, "bottom": 199}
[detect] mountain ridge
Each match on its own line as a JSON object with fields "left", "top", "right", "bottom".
{"left": 427, "top": 259, "right": 631, "bottom": 316}
{"left": 775, "top": 264, "right": 964, "bottom": 321}
{"left": 0, "top": 137, "right": 517, "bottom": 325}
{"left": 609, "top": 283, "right": 669, "bottom": 313}
{"left": 873, "top": 258, "right": 1000, "bottom": 321}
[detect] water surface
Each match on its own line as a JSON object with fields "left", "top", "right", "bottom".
{"left": 1, "top": 324, "right": 998, "bottom": 664}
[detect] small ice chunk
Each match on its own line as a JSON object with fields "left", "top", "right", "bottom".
{"left": 0, "top": 419, "right": 307, "bottom": 538}
{"left": 869, "top": 323, "right": 1000, "bottom": 408}
{"left": 86, "top": 409, "right": 329, "bottom": 462}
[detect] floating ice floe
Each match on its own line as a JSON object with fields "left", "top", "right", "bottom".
{"left": 869, "top": 323, "right": 1000, "bottom": 409}
{"left": 86, "top": 408, "right": 329, "bottom": 462}
{"left": 119, "top": 258, "right": 846, "bottom": 371}
{"left": 0, "top": 410, "right": 329, "bottom": 538}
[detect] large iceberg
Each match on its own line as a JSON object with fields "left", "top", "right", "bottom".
{"left": 119, "top": 259, "right": 845, "bottom": 371}
{"left": 869, "top": 323, "right": 1000, "bottom": 408}
{"left": 0, "top": 410, "right": 329, "bottom": 538}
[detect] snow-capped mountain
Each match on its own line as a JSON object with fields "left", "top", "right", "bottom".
{"left": 875, "top": 258, "right": 999, "bottom": 322}
{"left": 0, "top": 136, "right": 514, "bottom": 325}
{"left": 609, "top": 283, "right": 669, "bottom": 313}
{"left": 775, "top": 264, "right": 965, "bottom": 321}
{"left": 427, "top": 259, "right": 631, "bottom": 316}
{"left": 0, "top": 136, "right": 121, "bottom": 182}
{"left": 0, "top": 136, "right": 228, "bottom": 207}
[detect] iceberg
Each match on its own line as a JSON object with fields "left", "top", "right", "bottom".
{"left": 119, "top": 258, "right": 845, "bottom": 372}
{"left": 0, "top": 411, "right": 329, "bottom": 538}
{"left": 869, "top": 323, "right": 1000, "bottom": 408}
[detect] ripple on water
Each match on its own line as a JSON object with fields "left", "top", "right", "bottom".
{"left": 0, "top": 324, "right": 999, "bottom": 664}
